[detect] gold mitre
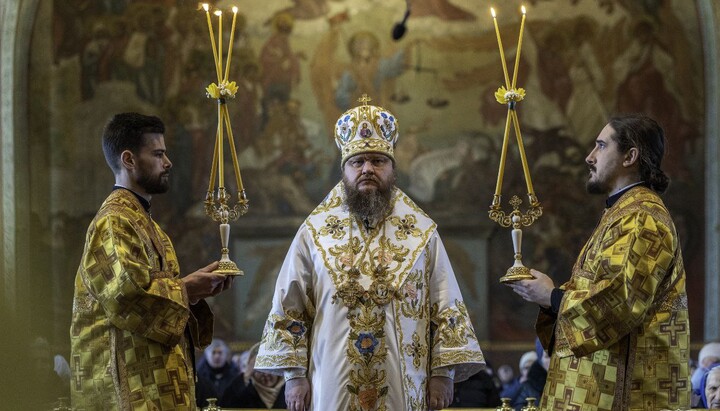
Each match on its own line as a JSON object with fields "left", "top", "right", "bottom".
{"left": 335, "top": 94, "right": 399, "bottom": 166}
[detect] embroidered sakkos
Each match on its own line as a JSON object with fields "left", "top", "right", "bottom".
{"left": 256, "top": 184, "right": 485, "bottom": 410}
{"left": 70, "top": 189, "right": 213, "bottom": 410}
{"left": 537, "top": 186, "right": 690, "bottom": 411}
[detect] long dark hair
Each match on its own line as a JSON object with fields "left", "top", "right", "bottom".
{"left": 609, "top": 113, "right": 670, "bottom": 194}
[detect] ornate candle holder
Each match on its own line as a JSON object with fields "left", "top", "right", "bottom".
{"left": 496, "top": 398, "right": 513, "bottom": 411}
{"left": 202, "top": 398, "right": 222, "bottom": 411}
{"left": 521, "top": 397, "right": 539, "bottom": 411}
{"left": 488, "top": 6, "right": 542, "bottom": 283}
{"left": 201, "top": 4, "right": 248, "bottom": 276}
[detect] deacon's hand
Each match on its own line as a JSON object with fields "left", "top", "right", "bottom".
{"left": 285, "top": 377, "right": 311, "bottom": 411}
{"left": 181, "top": 261, "right": 234, "bottom": 304}
{"left": 508, "top": 268, "right": 555, "bottom": 308}
{"left": 428, "top": 376, "right": 453, "bottom": 410}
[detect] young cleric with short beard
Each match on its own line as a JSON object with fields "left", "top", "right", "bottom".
{"left": 256, "top": 96, "right": 486, "bottom": 411}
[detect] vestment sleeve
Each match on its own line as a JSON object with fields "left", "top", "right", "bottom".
{"left": 80, "top": 214, "right": 190, "bottom": 346}
{"left": 427, "top": 233, "right": 485, "bottom": 382}
{"left": 555, "top": 211, "right": 676, "bottom": 357}
{"left": 255, "top": 225, "right": 316, "bottom": 375}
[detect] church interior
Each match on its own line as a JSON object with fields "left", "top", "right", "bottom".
{"left": 1, "top": 0, "right": 719, "bottom": 408}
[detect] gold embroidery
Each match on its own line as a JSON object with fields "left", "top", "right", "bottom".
{"left": 260, "top": 310, "right": 310, "bottom": 354}
{"left": 311, "top": 188, "right": 343, "bottom": 215}
{"left": 432, "top": 300, "right": 471, "bottom": 348}
{"left": 404, "top": 332, "right": 428, "bottom": 369}
{"left": 400, "top": 268, "right": 425, "bottom": 320}
{"left": 346, "top": 303, "right": 389, "bottom": 411}
{"left": 389, "top": 214, "right": 422, "bottom": 240}
{"left": 319, "top": 215, "right": 349, "bottom": 239}
{"left": 301, "top": 183, "right": 447, "bottom": 408}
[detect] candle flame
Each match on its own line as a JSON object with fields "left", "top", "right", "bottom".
{"left": 491, "top": 7, "right": 496, "bottom": 18}
{"left": 202, "top": 3, "right": 209, "bottom": 11}
{"left": 214, "top": 10, "right": 222, "bottom": 16}
{"left": 232, "top": 6, "right": 238, "bottom": 13}
{"left": 521, "top": 5, "right": 526, "bottom": 14}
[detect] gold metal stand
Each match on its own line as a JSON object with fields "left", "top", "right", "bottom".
{"left": 201, "top": 4, "right": 248, "bottom": 276}
{"left": 488, "top": 7, "right": 542, "bottom": 284}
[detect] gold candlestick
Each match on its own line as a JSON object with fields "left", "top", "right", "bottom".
{"left": 488, "top": 5, "right": 542, "bottom": 283}
{"left": 201, "top": 4, "right": 248, "bottom": 276}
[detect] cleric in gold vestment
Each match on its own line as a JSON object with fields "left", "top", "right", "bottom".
{"left": 70, "top": 113, "right": 233, "bottom": 410}
{"left": 509, "top": 114, "right": 690, "bottom": 411}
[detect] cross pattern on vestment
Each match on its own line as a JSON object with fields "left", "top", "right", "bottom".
{"left": 125, "top": 346, "right": 164, "bottom": 385}
{"left": 626, "top": 270, "right": 652, "bottom": 308}
{"left": 546, "top": 365, "right": 567, "bottom": 393}
{"left": 553, "top": 387, "right": 582, "bottom": 411}
{"left": 72, "top": 354, "right": 86, "bottom": 391}
{"left": 575, "top": 373, "right": 601, "bottom": 405}
{"left": 658, "top": 365, "right": 687, "bottom": 403}
{"left": 659, "top": 312, "right": 687, "bottom": 346}
{"left": 89, "top": 246, "right": 118, "bottom": 282}
{"left": 157, "top": 369, "right": 188, "bottom": 405}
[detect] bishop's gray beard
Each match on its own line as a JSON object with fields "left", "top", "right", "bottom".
{"left": 342, "top": 175, "right": 395, "bottom": 223}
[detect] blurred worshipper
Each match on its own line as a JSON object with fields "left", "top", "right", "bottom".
{"left": 497, "top": 363, "right": 515, "bottom": 393}
{"left": 500, "top": 351, "right": 537, "bottom": 408}
{"left": 482, "top": 360, "right": 504, "bottom": 391}
{"left": 692, "top": 342, "right": 720, "bottom": 390}
{"left": 448, "top": 367, "right": 501, "bottom": 408}
{"left": 509, "top": 114, "right": 690, "bottom": 410}
{"left": 195, "top": 339, "right": 240, "bottom": 407}
{"left": 70, "top": 113, "right": 234, "bottom": 410}
{"left": 255, "top": 96, "right": 485, "bottom": 411}
{"left": 699, "top": 364, "right": 720, "bottom": 409}
{"left": 29, "top": 337, "right": 69, "bottom": 410}
{"left": 232, "top": 349, "right": 251, "bottom": 376}
{"left": 511, "top": 340, "right": 550, "bottom": 410}
{"left": 220, "top": 343, "right": 287, "bottom": 409}
{"left": 54, "top": 354, "right": 72, "bottom": 384}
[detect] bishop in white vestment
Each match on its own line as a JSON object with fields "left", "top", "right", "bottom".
{"left": 256, "top": 96, "right": 485, "bottom": 411}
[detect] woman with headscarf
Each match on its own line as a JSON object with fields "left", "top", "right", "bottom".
{"left": 220, "top": 343, "right": 287, "bottom": 409}
{"left": 699, "top": 363, "right": 720, "bottom": 409}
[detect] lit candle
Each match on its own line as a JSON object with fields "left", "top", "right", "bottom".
{"left": 215, "top": 10, "right": 223, "bottom": 82}
{"left": 491, "top": 7, "right": 511, "bottom": 88}
{"left": 511, "top": 6, "right": 526, "bottom": 89}
{"left": 224, "top": 6, "right": 238, "bottom": 83}
{"left": 202, "top": 4, "right": 222, "bottom": 81}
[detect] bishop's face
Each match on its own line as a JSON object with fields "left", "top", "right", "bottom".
{"left": 342, "top": 153, "right": 395, "bottom": 195}
{"left": 342, "top": 153, "right": 396, "bottom": 222}
{"left": 133, "top": 133, "right": 172, "bottom": 195}
{"left": 585, "top": 124, "right": 626, "bottom": 195}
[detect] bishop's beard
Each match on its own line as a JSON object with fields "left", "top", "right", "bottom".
{"left": 342, "top": 173, "right": 395, "bottom": 223}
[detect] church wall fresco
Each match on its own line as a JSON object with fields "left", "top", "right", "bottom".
{"left": 35, "top": 0, "right": 705, "bottom": 352}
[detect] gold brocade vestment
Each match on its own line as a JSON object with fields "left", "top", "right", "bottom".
{"left": 70, "top": 189, "right": 214, "bottom": 411}
{"left": 537, "top": 186, "right": 690, "bottom": 411}
{"left": 256, "top": 183, "right": 485, "bottom": 411}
